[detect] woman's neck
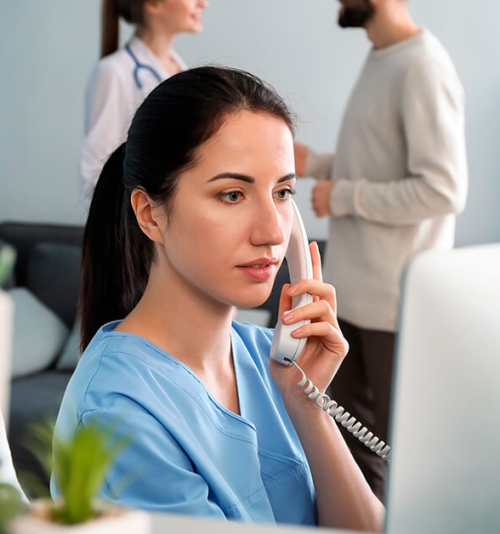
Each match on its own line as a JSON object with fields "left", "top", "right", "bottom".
{"left": 116, "top": 261, "right": 235, "bottom": 380}
{"left": 135, "top": 26, "right": 177, "bottom": 72}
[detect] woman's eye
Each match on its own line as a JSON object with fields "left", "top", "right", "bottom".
{"left": 217, "top": 187, "right": 296, "bottom": 205}
{"left": 275, "top": 187, "right": 297, "bottom": 201}
{"left": 218, "top": 191, "right": 243, "bottom": 204}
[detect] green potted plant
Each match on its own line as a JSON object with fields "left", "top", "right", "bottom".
{"left": 9, "top": 419, "right": 150, "bottom": 534}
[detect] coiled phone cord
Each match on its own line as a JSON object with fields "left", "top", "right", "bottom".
{"left": 286, "top": 359, "right": 391, "bottom": 461}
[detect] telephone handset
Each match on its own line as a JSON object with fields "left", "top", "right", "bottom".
{"left": 270, "top": 200, "right": 314, "bottom": 366}
{"left": 270, "top": 201, "right": 391, "bottom": 461}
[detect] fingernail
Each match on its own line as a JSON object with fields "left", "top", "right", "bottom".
{"left": 282, "top": 312, "right": 294, "bottom": 323}
{"left": 292, "top": 327, "right": 303, "bottom": 337}
{"left": 288, "top": 286, "right": 297, "bottom": 295}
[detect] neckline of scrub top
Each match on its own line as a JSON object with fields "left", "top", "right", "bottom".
{"left": 99, "top": 320, "right": 256, "bottom": 432}
{"left": 127, "top": 35, "right": 187, "bottom": 79}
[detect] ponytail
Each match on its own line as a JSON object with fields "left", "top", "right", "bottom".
{"left": 101, "top": 0, "right": 146, "bottom": 58}
{"left": 79, "top": 143, "right": 152, "bottom": 351}
{"left": 101, "top": 0, "right": 119, "bottom": 58}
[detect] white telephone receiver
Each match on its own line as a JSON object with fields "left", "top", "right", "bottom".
{"left": 269, "top": 200, "right": 391, "bottom": 461}
{"left": 270, "top": 200, "right": 314, "bottom": 366}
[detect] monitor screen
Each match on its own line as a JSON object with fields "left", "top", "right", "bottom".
{"left": 385, "top": 244, "right": 500, "bottom": 534}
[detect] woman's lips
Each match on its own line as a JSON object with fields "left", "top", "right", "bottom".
{"left": 237, "top": 264, "right": 276, "bottom": 282}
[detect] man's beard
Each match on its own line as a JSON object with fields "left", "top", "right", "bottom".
{"left": 338, "top": 1, "right": 375, "bottom": 28}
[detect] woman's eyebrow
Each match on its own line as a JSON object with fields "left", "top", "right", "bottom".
{"left": 207, "top": 172, "right": 296, "bottom": 184}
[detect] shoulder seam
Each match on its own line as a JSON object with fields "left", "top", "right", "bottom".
{"left": 81, "top": 337, "right": 113, "bottom": 408}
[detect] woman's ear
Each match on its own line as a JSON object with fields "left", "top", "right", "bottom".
{"left": 130, "top": 188, "right": 165, "bottom": 245}
{"left": 143, "top": 0, "right": 164, "bottom": 17}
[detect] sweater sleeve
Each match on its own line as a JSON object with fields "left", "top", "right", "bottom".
{"left": 330, "top": 59, "right": 468, "bottom": 225}
{"left": 304, "top": 148, "right": 335, "bottom": 181}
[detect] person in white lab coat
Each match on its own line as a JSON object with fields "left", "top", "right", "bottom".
{"left": 81, "top": 0, "right": 208, "bottom": 197}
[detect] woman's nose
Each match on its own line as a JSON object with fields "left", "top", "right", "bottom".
{"left": 250, "top": 201, "right": 286, "bottom": 247}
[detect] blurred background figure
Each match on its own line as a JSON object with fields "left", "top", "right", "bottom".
{"left": 294, "top": 0, "right": 468, "bottom": 502}
{"left": 81, "top": 0, "right": 208, "bottom": 197}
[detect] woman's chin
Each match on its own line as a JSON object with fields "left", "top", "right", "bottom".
{"left": 232, "top": 292, "right": 273, "bottom": 311}
{"left": 185, "top": 19, "right": 203, "bottom": 33}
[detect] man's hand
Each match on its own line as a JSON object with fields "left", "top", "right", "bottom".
{"left": 312, "top": 180, "right": 336, "bottom": 217}
{"left": 294, "top": 142, "right": 308, "bottom": 177}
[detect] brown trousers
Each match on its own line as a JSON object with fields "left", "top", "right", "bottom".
{"left": 326, "top": 318, "right": 396, "bottom": 504}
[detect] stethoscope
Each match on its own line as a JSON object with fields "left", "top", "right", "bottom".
{"left": 125, "top": 43, "right": 162, "bottom": 91}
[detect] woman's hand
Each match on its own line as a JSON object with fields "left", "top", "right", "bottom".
{"left": 270, "top": 241, "right": 349, "bottom": 407}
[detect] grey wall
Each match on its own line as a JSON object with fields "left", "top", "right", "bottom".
{"left": 1, "top": 0, "right": 498, "bottom": 246}
{"left": 0, "top": 1, "right": 100, "bottom": 225}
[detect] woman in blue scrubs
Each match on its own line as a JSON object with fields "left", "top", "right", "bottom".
{"left": 52, "top": 67, "right": 384, "bottom": 530}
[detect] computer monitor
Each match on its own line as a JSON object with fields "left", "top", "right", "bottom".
{"left": 385, "top": 244, "right": 500, "bottom": 534}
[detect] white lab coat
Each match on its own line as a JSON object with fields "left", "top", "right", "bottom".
{"left": 80, "top": 36, "right": 187, "bottom": 197}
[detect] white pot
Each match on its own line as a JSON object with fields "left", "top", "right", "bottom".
{"left": 8, "top": 500, "right": 151, "bottom": 534}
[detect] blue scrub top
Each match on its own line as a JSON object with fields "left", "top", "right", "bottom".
{"left": 51, "top": 321, "right": 318, "bottom": 525}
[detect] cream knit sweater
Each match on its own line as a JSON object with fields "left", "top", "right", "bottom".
{"left": 305, "top": 29, "right": 468, "bottom": 332}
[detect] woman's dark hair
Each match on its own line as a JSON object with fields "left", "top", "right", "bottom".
{"left": 79, "top": 66, "right": 296, "bottom": 351}
{"left": 101, "top": 0, "right": 146, "bottom": 58}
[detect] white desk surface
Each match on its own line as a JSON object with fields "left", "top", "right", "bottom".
{"left": 150, "top": 512, "right": 367, "bottom": 534}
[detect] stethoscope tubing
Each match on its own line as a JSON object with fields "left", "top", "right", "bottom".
{"left": 125, "top": 43, "right": 162, "bottom": 90}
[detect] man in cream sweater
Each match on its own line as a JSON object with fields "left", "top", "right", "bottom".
{"left": 295, "top": 0, "right": 468, "bottom": 501}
